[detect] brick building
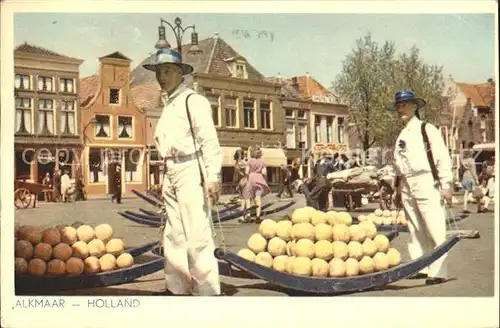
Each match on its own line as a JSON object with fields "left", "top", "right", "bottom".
{"left": 14, "top": 43, "right": 84, "bottom": 183}
{"left": 131, "top": 34, "right": 286, "bottom": 193}
{"left": 79, "top": 52, "right": 147, "bottom": 196}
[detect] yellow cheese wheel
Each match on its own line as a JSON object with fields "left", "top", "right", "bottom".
{"left": 286, "top": 256, "right": 296, "bottom": 274}
{"left": 28, "top": 258, "right": 46, "bottom": 276}
{"left": 237, "top": 248, "right": 256, "bottom": 262}
{"left": 374, "top": 209, "right": 383, "bottom": 216}
{"left": 374, "top": 234, "right": 390, "bottom": 253}
{"left": 34, "top": 243, "right": 53, "bottom": 262}
{"left": 53, "top": 243, "right": 73, "bottom": 261}
{"left": 387, "top": 248, "right": 402, "bottom": 267}
{"left": 294, "top": 239, "right": 315, "bottom": 259}
{"left": 66, "top": 257, "right": 85, "bottom": 276}
{"left": 47, "top": 259, "right": 66, "bottom": 276}
{"left": 345, "top": 258, "right": 360, "bottom": 277}
{"left": 314, "top": 240, "right": 334, "bottom": 261}
{"left": 337, "top": 212, "right": 353, "bottom": 226}
{"left": 255, "top": 252, "right": 273, "bottom": 268}
{"left": 314, "top": 223, "right": 333, "bottom": 241}
{"left": 84, "top": 256, "right": 101, "bottom": 274}
{"left": 326, "top": 211, "right": 338, "bottom": 225}
{"left": 311, "top": 258, "right": 329, "bottom": 277}
{"left": 275, "top": 220, "right": 293, "bottom": 241}
{"left": 291, "top": 222, "right": 315, "bottom": 241}
{"left": 22, "top": 226, "right": 43, "bottom": 245}
{"left": 76, "top": 225, "right": 95, "bottom": 243}
{"left": 362, "top": 238, "right": 377, "bottom": 257}
{"left": 247, "top": 233, "right": 267, "bottom": 254}
{"left": 382, "top": 210, "right": 391, "bottom": 217}
{"left": 286, "top": 241, "right": 294, "bottom": 256}
{"left": 15, "top": 240, "right": 34, "bottom": 261}
{"left": 272, "top": 255, "right": 289, "bottom": 272}
{"left": 359, "top": 221, "right": 377, "bottom": 239}
{"left": 42, "top": 228, "right": 61, "bottom": 246}
{"left": 291, "top": 207, "right": 311, "bottom": 224}
{"left": 60, "top": 226, "right": 78, "bottom": 245}
{"left": 71, "top": 241, "right": 90, "bottom": 259}
{"left": 94, "top": 223, "right": 113, "bottom": 242}
{"left": 390, "top": 210, "right": 398, "bottom": 218}
{"left": 267, "top": 237, "right": 287, "bottom": 257}
{"left": 332, "top": 241, "right": 349, "bottom": 260}
{"left": 310, "top": 211, "right": 329, "bottom": 225}
{"left": 348, "top": 224, "right": 366, "bottom": 243}
{"left": 99, "top": 253, "right": 116, "bottom": 272}
{"left": 332, "top": 224, "right": 350, "bottom": 243}
{"left": 359, "top": 256, "right": 375, "bottom": 274}
{"left": 292, "top": 257, "right": 312, "bottom": 276}
{"left": 15, "top": 257, "right": 28, "bottom": 275}
{"left": 347, "top": 241, "right": 364, "bottom": 261}
{"left": 329, "top": 258, "right": 346, "bottom": 277}
{"left": 88, "top": 239, "right": 106, "bottom": 258}
{"left": 382, "top": 216, "right": 392, "bottom": 225}
{"left": 116, "top": 253, "right": 134, "bottom": 269}
{"left": 358, "top": 214, "right": 367, "bottom": 222}
{"left": 373, "top": 252, "right": 390, "bottom": 272}
{"left": 105, "top": 238, "right": 125, "bottom": 257}
{"left": 259, "top": 219, "right": 277, "bottom": 239}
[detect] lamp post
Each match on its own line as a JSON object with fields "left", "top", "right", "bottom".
{"left": 155, "top": 17, "right": 203, "bottom": 60}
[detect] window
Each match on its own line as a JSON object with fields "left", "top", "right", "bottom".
{"left": 118, "top": 116, "right": 133, "bottom": 139}
{"left": 243, "top": 99, "right": 256, "bottom": 128}
{"left": 326, "top": 116, "right": 334, "bottom": 143}
{"left": 481, "top": 130, "right": 487, "bottom": 143}
{"left": 224, "top": 97, "right": 237, "bottom": 127}
{"left": 124, "top": 149, "right": 142, "bottom": 182}
{"left": 260, "top": 100, "right": 272, "bottom": 129}
{"left": 37, "top": 76, "right": 53, "bottom": 92}
{"left": 15, "top": 74, "right": 30, "bottom": 90}
{"left": 60, "top": 78, "right": 74, "bottom": 93}
{"left": 480, "top": 115, "right": 487, "bottom": 129}
{"left": 15, "top": 98, "right": 32, "bottom": 134}
{"left": 297, "top": 110, "right": 306, "bottom": 119}
{"left": 298, "top": 124, "right": 307, "bottom": 149}
{"left": 94, "top": 115, "right": 111, "bottom": 138}
{"left": 234, "top": 63, "right": 246, "bottom": 78}
{"left": 37, "top": 99, "right": 54, "bottom": 134}
{"left": 109, "top": 88, "right": 120, "bottom": 104}
{"left": 285, "top": 109, "right": 294, "bottom": 118}
{"left": 286, "top": 123, "right": 295, "bottom": 149}
{"left": 314, "top": 115, "right": 321, "bottom": 143}
{"left": 60, "top": 101, "right": 76, "bottom": 135}
{"left": 88, "top": 149, "right": 106, "bottom": 183}
{"left": 206, "top": 94, "right": 220, "bottom": 126}
{"left": 337, "top": 117, "right": 345, "bottom": 143}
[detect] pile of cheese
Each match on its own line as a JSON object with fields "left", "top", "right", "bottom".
{"left": 14, "top": 223, "right": 134, "bottom": 277}
{"left": 237, "top": 207, "right": 402, "bottom": 278}
{"left": 358, "top": 209, "right": 407, "bottom": 226}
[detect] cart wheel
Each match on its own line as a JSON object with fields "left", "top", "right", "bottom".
{"left": 15, "top": 188, "right": 32, "bottom": 209}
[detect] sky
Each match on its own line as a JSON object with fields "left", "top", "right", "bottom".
{"left": 13, "top": 13, "right": 496, "bottom": 87}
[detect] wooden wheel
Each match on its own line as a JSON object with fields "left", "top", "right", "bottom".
{"left": 15, "top": 188, "right": 32, "bottom": 209}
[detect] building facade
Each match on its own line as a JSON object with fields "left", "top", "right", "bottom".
{"left": 14, "top": 43, "right": 84, "bottom": 183}
{"left": 79, "top": 52, "right": 148, "bottom": 196}
{"left": 131, "top": 34, "right": 287, "bottom": 193}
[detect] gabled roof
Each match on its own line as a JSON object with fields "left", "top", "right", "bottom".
{"left": 130, "top": 82, "right": 163, "bottom": 111}
{"left": 456, "top": 81, "right": 495, "bottom": 108}
{"left": 131, "top": 36, "right": 266, "bottom": 87}
{"left": 265, "top": 76, "right": 303, "bottom": 100}
{"left": 79, "top": 75, "right": 99, "bottom": 107}
{"left": 14, "top": 42, "right": 82, "bottom": 62}
{"left": 99, "top": 51, "right": 131, "bottom": 61}
{"left": 288, "top": 75, "right": 334, "bottom": 100}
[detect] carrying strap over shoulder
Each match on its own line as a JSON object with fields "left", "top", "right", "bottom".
{"left": 421, "top": 122, "right": 440, "bottom": 186}
{"left": 185, "top": 93, "right": 206, "bottom": 186}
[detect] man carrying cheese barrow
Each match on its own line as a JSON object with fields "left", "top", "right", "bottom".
{"left": 144, "top": 47, "right": 222, "bottom": 296}
{"left": 390, "top": 90, "right": 455, "bottom": 285}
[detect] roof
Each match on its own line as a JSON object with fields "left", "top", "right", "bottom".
{"left": 79, "top": 75, "right": 99, "bottom": 107}
{"left": 456, "top": 81, "right": 495, "bottom": 108}
{"left": 99, "top": 51, "right": 131, "bottom": 61}
{"left": 14, "top": 42, "right": 82, "bottom": 62}
{"left": 130, "top": 82, "right": 162, "bottom": 111}
{"left": 131, "top": 36, "right": 266, "bottom": 87}
{"left": 265, "top": 76, "right": 303, "bottom": 100}
{"left": 287, "top": 75, "right": 338, "bottom": 101}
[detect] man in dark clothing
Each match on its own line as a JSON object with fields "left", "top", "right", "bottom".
{"left": 301, "top": 152, "right": 335, "bottom": 211}
{"left": 111, "top": 165, "right": 122, "bottom": 204}
{"left": 52, "top": 169, "right": 62, "bottom": 202}
{"left": 277, "top": 164, "right": 294, "bottom": 198}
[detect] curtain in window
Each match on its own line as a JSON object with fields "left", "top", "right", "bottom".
{"left": 125, "top": 124, "right": 132, "bottom": 136}
{"left": 68, "top": 80, "right": 73, "bottom": 93}
{"left": 24, "top": 111, "right": 32, "bottom": 133}
{"left": 38, "top": 112, "right": 45, "bottom": 133}
{"left": 23, "top": 99, "right": 30, "bottom": 108}
{"left": 23, "top": 77, "right": 30, "bottom": 89}
{"left": 60, "top": 113, "right": 67, "bottom": 134}
{"left": 38, "top": 78, "right": 43, "bottom": 90}
{"left": 15, "top": 110, "right": 22, "bottom": 132}
{"left": 15, "top": 75, "right": 21, "bottom": 88}
{"left": 68, "top": 112, "right": 75, "bottom": 134}
{"left": 46, "top": 100, "right": 53, "bottom": 109}
{"left": 103, "top": 122, "right": 110, "bottom": 135}
{"left": 46, "top": 79, "right": 52, "bottom": 91}
{"left": 60, "top": 80, "right": 65, "bottom": 92}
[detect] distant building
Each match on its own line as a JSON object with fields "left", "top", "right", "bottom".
{"left": 14, "top": 43, "right": 84, "bottom": 182}
{"left": 79, "top": 52, "right": 148, "bottom": 196}
{"left": 131, "top": 34, "right": 287, "bottom": 193}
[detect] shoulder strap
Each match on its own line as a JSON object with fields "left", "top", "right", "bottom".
{"left": 185, "top": 92, "right": 206, "bottom": 186}
{"left": 421, "top": 122, "right": 440, "bottom": 185}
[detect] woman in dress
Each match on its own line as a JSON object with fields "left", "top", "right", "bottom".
{"left": 240, "top": 146, "right": 271, "bottom": 223}
{"left": 233, "top": 148, "right": 248, "bottom": 211}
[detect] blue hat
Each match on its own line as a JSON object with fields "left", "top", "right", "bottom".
{"left": 392, "top": 90, "right": 426, "bottom": 109}
{"left": 142, "top": 48, "right": 193, "bottom": 75}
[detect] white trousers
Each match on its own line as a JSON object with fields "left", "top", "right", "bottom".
{"left": 401, "top": 173, "right": 448, "bottom": 278}
{"left": 162, "top": 159, "right": 221, "bottom": 296}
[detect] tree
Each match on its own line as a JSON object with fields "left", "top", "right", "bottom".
{"left": 332, "top": 33, "right": 450, "bottom": 152}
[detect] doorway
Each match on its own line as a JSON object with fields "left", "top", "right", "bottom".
{"left": 106, "top": 149, "right": 123, "bottom": 194}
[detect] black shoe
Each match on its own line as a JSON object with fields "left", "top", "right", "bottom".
{"left": 425, "top": 277, "right": 456, "bottom": 285}
{"left": 407, "top": 273, "right": 428, "bottom": 280}
{"left": 255, "top": 217, "right": 262, "bottom": 224}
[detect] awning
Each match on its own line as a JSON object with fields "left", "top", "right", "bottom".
{"left": 262, "top": 148, "right": 287, "bottom": 167}
{"left": 222, "top": 147, "right": 241, "bottom": 166}
{"left": 472, "top": 143, "right": 495, "bottom": 151}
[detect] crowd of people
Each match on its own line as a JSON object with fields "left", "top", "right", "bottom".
{"left": 39, "top": 168, "right": 87, "bottom": 203}
{"left": 460, "top": 151, "right": 495, "bottom": 213}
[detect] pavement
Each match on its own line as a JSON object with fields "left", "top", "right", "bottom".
{"left": 14, "top": 193, "right": 495, "bottom": 297}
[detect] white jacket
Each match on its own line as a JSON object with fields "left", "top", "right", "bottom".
{"left": 393, "top": 116, "right": 453, "bottom": 190}
{"left": 154, "top": 84, "right": 222, "bottom": 184}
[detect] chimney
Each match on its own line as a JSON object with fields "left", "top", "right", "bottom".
{"left": 277, "top": 72, "right": 282, "bottom": 83}
{"left": 214, "top": 32, "right": 219, "bottom": 39}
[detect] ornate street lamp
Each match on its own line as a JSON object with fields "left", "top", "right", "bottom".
{"left": 155, "top": 17, "right": 203, "bottom": 61}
